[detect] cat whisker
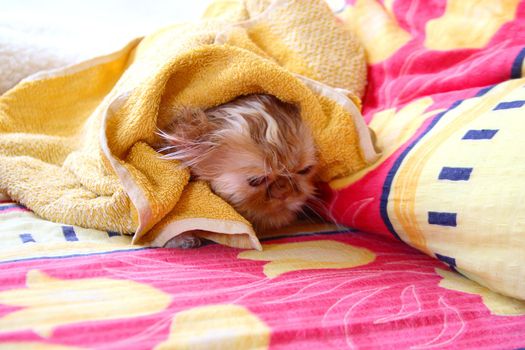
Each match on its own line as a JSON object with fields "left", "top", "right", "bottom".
{"left": 161, "top": 149, "right": 208, "bottom": 167}
{"left": 155, "top": 128, "right": 173, "bottom": 140}
{"left": 157, "top": 129, "right": 218, "bottom": 149}
{"left": 302, "top": 203, "right": 327, "bottom": 223}
{"left": 298, "top": 206, "right": 320, "bottom": 225}
{"left": 157, "top": 145, "right": 181, "bottom": 153}
{"left": 304, "top": 198, "right": 347, "bottom": 231}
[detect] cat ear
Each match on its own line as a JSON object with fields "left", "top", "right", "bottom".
{"left": 157, "top": 107, "right": 219, "bottom": 166}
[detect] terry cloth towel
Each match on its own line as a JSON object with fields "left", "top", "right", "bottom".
{"left": 0, "top": 0, "right": 378, "bottom": 250}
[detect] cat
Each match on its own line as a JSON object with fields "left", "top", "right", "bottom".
{"left": 158, "top": 94, "right": 318, "bottom": 248}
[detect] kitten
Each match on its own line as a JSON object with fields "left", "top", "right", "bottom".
{"left": 158, "top": 94, "right": 318, "bottom": 248}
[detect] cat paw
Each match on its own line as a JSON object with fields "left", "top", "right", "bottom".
{"left": 164, "top": 234, "right": 202, "bottom": 249}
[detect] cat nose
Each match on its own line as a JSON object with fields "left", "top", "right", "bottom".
{"left": 269, "top": 177, "right": 295, "bottom": 200}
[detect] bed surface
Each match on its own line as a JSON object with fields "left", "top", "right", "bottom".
{"left": 2, "top": 0, "right": 525, "bottom": 348}
{"left": 1, "top": 199, "right": 525, "bottom": 349}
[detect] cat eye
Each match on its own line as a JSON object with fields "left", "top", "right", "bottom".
{"left": 297, "top": 166, "right": 313, "bottom": 175}
{"left": 247, "top": 176, "right": 266, "bottom": 187}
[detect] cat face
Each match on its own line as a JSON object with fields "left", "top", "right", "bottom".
{"left": 203, "top": 120, "right": 317, "bottom": 230}
{"left": 159, "top": 94, "right": 318, "bottom": 231}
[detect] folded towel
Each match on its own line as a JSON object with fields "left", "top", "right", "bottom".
{"left": 0, "top": 0, "right": 378, "bottom": 249}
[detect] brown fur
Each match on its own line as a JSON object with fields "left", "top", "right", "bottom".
{"left": 158, "top": 94, "right": 318, "bottom": 235}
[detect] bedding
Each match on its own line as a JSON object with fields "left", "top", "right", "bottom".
{"left": 326, "top": 0, "right": 525, "bottom": 301}
{"left": 1, "top": 0, "right": 525, "bottom": 349}
{"left": 0, "top": 0, "right": 376, "bottom": 251}
{"left": 1, "top": 198, "right": 525, "bottom": 349}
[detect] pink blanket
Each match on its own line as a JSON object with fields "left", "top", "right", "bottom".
{"left": 326, "top": 0, "right": 525, "bottom": 300}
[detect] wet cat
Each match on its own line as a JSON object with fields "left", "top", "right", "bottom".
{"left": 158, "top": 94, "right": 318, "bottom": 248}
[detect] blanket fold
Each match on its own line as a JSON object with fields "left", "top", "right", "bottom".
{"left": 0, "top": 0, "right": 377, "bottom": 249}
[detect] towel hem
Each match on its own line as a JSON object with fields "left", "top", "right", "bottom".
{"left": 149, "top": 218, "right": 261, "bottom": 250}
{"left": 99, "top": 91, "right": 153, "bottom": 241}
{"left": 294, "top": 74, "right": 381, "bottom": 164}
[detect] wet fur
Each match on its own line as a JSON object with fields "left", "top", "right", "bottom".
{"left": 158, "top": 94, "right": 318, "bottom": 247}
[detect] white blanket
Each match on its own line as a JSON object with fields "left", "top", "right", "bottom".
{"left": 0, "top": 1, "right": 346, "bottom": 94}
{"left": 0, "top": 0, "right": 209, "bottom": 94}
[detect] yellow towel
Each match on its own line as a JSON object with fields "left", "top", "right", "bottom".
{"left": 0, "top": 0, "right": 378, "bottom": 250}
